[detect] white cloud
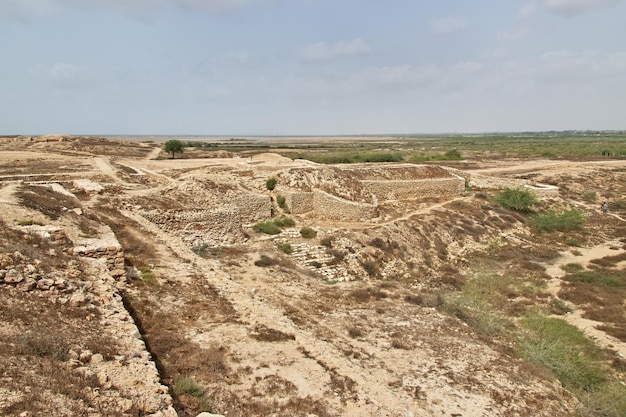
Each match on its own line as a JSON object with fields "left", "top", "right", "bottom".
{"left": 499, "top": 25, "right": 534, "bottom": 42}
{"left": 518, "top": 2, "right": 539, "bottom": 19}
{"left": 538, "top": 50, "right": 626, "bottom": 81}
{"left": 544, "top": 0, "right": 621, "bottom": 16}
{"left": 300, "top": 38, "right": 371, "bottom": 62}
{"left": 429, "top": 16, "right": 469, "bottom": 35}
{"left": 0, "top": 0, "right": 263, "bottom": 17}
{"left": 31, "top": 62, "right": 88, "bottom": 79}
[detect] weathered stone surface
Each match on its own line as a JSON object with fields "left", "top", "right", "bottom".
{"left": 0, "top": 254, "right": 12, "bottom": 268}
{"left": 4, "top": 269, "right": 24, "bottom": 284}
{"left": 16, "top": 278, "right": 36, "bottom": 292}
{"left": 36, "top": 278, "right": 54, "bottom": 290}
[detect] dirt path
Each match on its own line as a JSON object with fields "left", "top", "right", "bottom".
{"left": 92, "top": 157, "right": 124, "bottom": 183}
{"left": 145, "top": 146, "right": 162, "bottom": 160}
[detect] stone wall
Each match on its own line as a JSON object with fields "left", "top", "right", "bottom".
{"left": 287, "top": 190, "right": 378, "bottom": 221}
{"left": 362, "top": 177, "right": 465, "bottom": 202}
{"left": 231, "top": 194, "right": 272, "bottom": 222}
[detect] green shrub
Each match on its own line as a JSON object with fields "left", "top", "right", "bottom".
{"left": 277, "top": 242, "right": 292, "bottom": 254}
{"left": 273, "top": 216, "right": 295, "bottom": 228}
{"left": 253, "top": 221, "right": 282, "bottom": 235}
{"left": 300, "top": 226, "right": 317, "bottom": 239}
{"left": 265, "top": 177, "right": 277, "bottom": 190}
{"left": 276, "top": 195, "right": 289, "bottom": 211}
{"left": 174, "top": 376, "right": 204, "bottom": 397}
{"left": 530, "top": 210, "right": 585, "bottom": 233}
{"left": 493, "top": 187, "right": 539, "bottom": 213}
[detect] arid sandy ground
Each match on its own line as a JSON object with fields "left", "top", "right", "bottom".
{"left": 1, "top": 135, "right": 625, "bottom": 417}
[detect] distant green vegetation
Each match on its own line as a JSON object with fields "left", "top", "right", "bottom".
{"left": 299, "top": 152, "right": 403, "bottom": 164}
{"left": 409, "top": 149, "right": 463, "bottom": 163}
{"left": 174, "top": 131, "right": 626, "bottom": 162}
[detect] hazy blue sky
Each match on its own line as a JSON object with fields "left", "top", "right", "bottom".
{"left": 1, "top": 0, "right": 625, "bottom": 135}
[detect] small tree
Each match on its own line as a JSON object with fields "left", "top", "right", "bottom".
{"left": 164, "top": 140, "right": 184, "bottom": 159}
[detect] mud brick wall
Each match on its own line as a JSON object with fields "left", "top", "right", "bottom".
{"left": 231, "top": 194, "right": 272, "bottom": 222}
{"left": 287, "top": 190, "right": 378, "bottom": 221}
{"left": 362, "top": 177, "right": 465, "bottom": 202}
{"left": 140, "top": 207, "right": 249, "bottom": 246}
{"left": 286, "top": 191, "right": 315, "bottom": 214}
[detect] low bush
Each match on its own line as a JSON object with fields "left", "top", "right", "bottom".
{"left": 277, "top": 243, "right": 292, "bottom": 254}
{"left": 320, "top": 236, "right": 334, "bottom": 248}
{"left": 174, "top": 376, "right": 204, "bottom": 398}
{"left": 254, "top": 255, "right": 277, "bottom": 267}
{"left": 17, "top": 219, "right": 44, "bottom": 226}
{"left": 273, "top": 216, "right": 295, "bottom": 228}
{"left": 530, "top": 210, "right": 585, "bottom": 233}
{"left": 265, "top": 177, "right": 277, "bottom": 190}
{"left": 493, "top": 187, "right": 538, "bottom": 213}
{"left": 300, "top": 227, "right": 317, "bottom": 239}
{"left": 253, "top": 221, "right": 282, "bottom": 235}
{"left": 276, "top": 195, "right": 289, "bottom": 212}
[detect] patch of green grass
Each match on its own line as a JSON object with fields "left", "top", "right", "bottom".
{"left": 277, "top": 242, "right": 292, "bottom": 254}
{"left": 253, "top": 221, "right": 282, "bottom": 235}
{"left": 530, "top": 210, "right": 585, "bottom": 233}
{"left": 273, "top": 216, "right": 295, "bottom": 228}
{"left": 517, "top": 311, "right": 608, "bottom": 392}
{"left": 493, "top": 187, "right": 539, "bottom": 213}
{"left": 567, "top": 270, "right": 624, "bottom": 287}
{"left": 137, "top": 265, "right": 156, "bottom": 283}
{"left": 252, "top": 216, "right": 296, "bottom": 235}
{"left": 174, "top": 376, "right": 204, "bottom": 398}
{"left": 561, "top": 263, "right": 584, "bottom": 273}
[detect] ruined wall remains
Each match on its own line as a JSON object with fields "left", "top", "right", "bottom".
{"left": 231, "top": 194, "right": 272, "bottom": 222}
{"left": 362, "top": 177, "right": 464, "bottom": 202}
{"left": 287, "top": 190, "right": 378, "bottom": 221}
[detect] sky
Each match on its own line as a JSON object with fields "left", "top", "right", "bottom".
{"left": 1, "top": 0, "right": 625, "bottom": 135}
